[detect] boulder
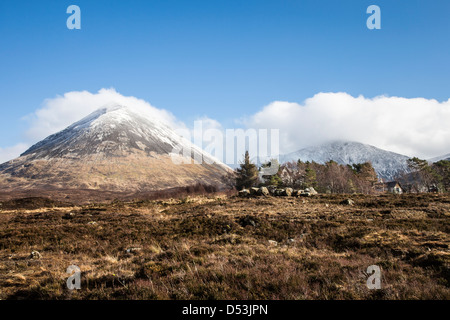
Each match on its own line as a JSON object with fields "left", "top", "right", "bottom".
{"left": 340, "top": 199, "right": 355, "bottom": 206}
{"left": 257, "top": 187, "right": 270, "bottom": 196}
{"left": 305, "top": 187, "right": 318, "bottom": 195}
{"left": 238, "top": 189, "right": 250, "bottom": 197}
{"left": 249, "top": 187, "right": 260, "bottom": 195}
{"left": 29, "top": 251, "right": 41, "bottom": 259}
{"left": 283, "top": 188, "right": 293, "bottom": 196}
{"left": 274, "top": 189, "right": 284, "bottom": 196}
{"left": 266, "top": 185, "right": 277, "bottom": 195}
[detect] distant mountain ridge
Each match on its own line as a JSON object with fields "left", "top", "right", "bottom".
{"left": 280, "top": 141, "right": 410, "bottom": 181}
{"left": 429, "top": 153, "right": 450, "bottom": 163}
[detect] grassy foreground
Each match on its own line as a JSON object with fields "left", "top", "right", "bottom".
{"left": 0, "top": 193, "right": 449, "bottom": 300}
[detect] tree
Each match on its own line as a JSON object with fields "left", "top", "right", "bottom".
{"left": 352, "top": 162, "right": 378, "bottom": 194}
{"left": 268, "top": 174, "right": 282, "bottom": 187}
{"left": 407, "top": 157, "right": 434, "bottom": 192}
{"left": 318, "top": 160, "right": 352, "bottom": 193}
{"left": 235, "top": 151, "right": 259, "bottom": 190}
{"left": 303, "top": 162, "right": 317, "bottom": 189}
{"left": 431, "top": 160, "right": 450, "bottom": 192}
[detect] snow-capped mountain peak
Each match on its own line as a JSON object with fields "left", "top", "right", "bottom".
{"left": 21, "top": 105, "right": 194, "bottom": 160}
{"left": 0, "top": 105, "right": 231, "bottom": 194}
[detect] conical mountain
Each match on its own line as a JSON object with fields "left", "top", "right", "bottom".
{"left": 0, "top": 105, "right": 231, "bottom": 198}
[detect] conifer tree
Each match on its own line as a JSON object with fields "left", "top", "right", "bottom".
{"left": 235, "top": 151, "right": 259, "bottom": 190}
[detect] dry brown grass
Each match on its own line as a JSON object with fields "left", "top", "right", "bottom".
{"left": 0, "top": 193, "right": 449, "bottom": 300}
{"left": 0, "top": 153, "right": 230, "bottom": 194}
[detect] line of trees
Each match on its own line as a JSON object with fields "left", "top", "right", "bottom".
{"left": 232, "top": 152, "right": 450, "bottom": 194}
{"left": 233, "top": 151, "right": 379, "bottom": 194}
{"left": 397, "top": 157, "right": 450, "bottom": 193}
{"left": 270, "top": 160, "right": 378, "bottom": 194}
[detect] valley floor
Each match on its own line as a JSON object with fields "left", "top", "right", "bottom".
{"left": 0, "top": 193, "right": 449, "bottom": 299}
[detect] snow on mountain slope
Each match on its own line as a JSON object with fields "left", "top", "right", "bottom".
{"left": 20, "top": 105, "right": 213, "bottom": 162}
{"left": 280, "top": 141, "right": 410, "bottom": 181}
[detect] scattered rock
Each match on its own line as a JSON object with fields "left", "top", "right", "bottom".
{"left": 126, "top": 247, "right": 142, "bottom": 254}
{"left": 238, "top": 189, "right": 250, "bottom": 197}
{"left": 266, "top": 185, "right": 277, "bottom": 195}
{"left": 283, "top": 188, "right": 293, "bottom": 196}
{"left": 293, "top": 190, "right": 305, "bottom": 197}
{"left": 62, "top": 212, "right": 76, "bottom": 220}
{"left": 239, "top": 215, "right": 258, "bottom": 227}
{"left": 305, "top": 187, "right": 318, "bottom": 195}
{"left": 29, "top": 251, "right": 41, "bottom": 259}
{"left": 88, "top": 221, "right": 98, "bottom": 225}
{"left": 268, "top": 240, "right": 278, "bottom": 246}
{"left": 257, "top": 187, "right": 270, "bottom": 197}
{"left": 340, "top": 199, "right": 355, "bottom": 206}
{"left": 273, "top": 188, "right": 293, "bottom": 196}
{"left": 274, "top": 189, "right": 284, "bottom": 196}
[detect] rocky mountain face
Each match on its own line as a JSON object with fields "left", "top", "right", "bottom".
{"left": 280, "top": 141, "right": 411, "bottom": 181}
{"left": 0, "top": 105, "right": 231, "bottom": 196}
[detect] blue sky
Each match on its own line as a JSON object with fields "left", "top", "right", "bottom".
{"left": 0, "top": 0, "right": 449, "bottom": 160}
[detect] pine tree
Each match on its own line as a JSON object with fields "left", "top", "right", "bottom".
{"left": 432, "top": 160, "right": 450, "bottom": 192}
{"left": 269, "top": 174, "right": 282, "bottom": 187}
{"left": 235, "top": 151, "right": 259, "bottom": 190}
{"left": 407, "top": 157, "right": 434, "bottom": 192}
{"left": 304, "top": 164, "right": 317, "bottom": 189}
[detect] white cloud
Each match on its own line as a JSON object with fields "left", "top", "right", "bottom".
{"left": 24, "top": 88, "right": 183, "bottom": 142}
{"left": 246, "top": 92, "right": 450, "bottom": 159}
{"left": 0, "top": 143, "right": 29, "bottom": 164}
{"left": 1, "top": 90, "right": 450, "bottom": 164}
{"left": 0, "top": 88, "right": 186, "bottom": 164}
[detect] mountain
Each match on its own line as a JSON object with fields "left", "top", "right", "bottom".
{"left": 0, "top": 105, "right": 231, "bottom": 198}
{"left": 429, "top": 153, "right": 450, "bottom": 163}
{"left": 280, "top": 141, "right": 410, "bottom": 181}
